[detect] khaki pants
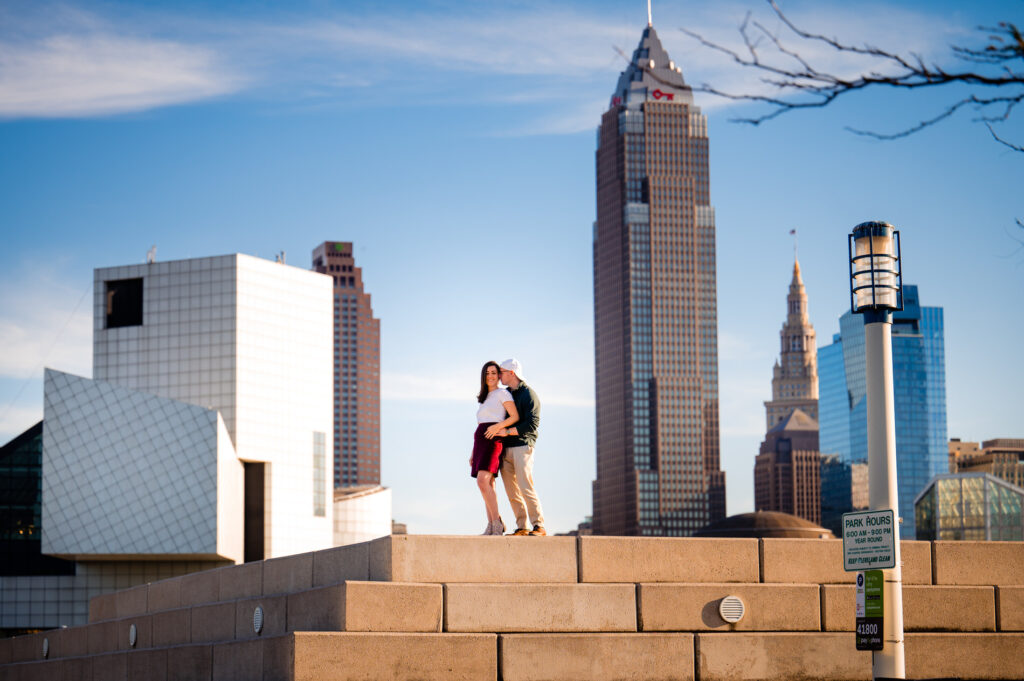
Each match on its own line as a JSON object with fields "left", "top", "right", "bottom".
{"left": 500, "top": 445, "right": 545, "bottom": 530}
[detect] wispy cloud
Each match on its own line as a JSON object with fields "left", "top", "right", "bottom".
{"left": 0, "top": 10, "right": 244, "bottom": 118}
{"left": 0, "top": 1, "right": 963, "bottom": 128}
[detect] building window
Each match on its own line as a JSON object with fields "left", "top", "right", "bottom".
{"left": 105, "top": 278, "right": 143, "bottom": 328}
{"left": 313, "top": 431, "right": 326, "bottom": 517}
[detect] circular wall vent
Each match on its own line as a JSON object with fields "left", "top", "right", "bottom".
{"left": 719, "top": 595, "right": 745, "bottom": 623}
{"left": 254, "top": 606, "right": 264, "bottom": 635}
{"left": 129, "top": 623, "right": 138, "bottom": 647}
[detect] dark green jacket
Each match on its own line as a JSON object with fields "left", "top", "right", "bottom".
{"left": 506, "top": 382, "right": 540, "bottom": 448}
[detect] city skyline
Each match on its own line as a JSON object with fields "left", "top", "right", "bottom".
{"left": 1, "top": 0, "right": 1022, "bottom": 535}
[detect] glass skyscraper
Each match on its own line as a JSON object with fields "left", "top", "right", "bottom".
{"left": 592, "top": 24, "right": 725, "bottom": 536}
{"left": 817, "top": 284, "right": 947, "bottom": 538}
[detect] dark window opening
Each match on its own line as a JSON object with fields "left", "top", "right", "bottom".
{"left": 0, "top": 421, "right": 75, "bottom": 577}
{"left": 105, "top": 278, "right": 143, "bottom": 328}
{"left": 243, "top": 462, "right": 266, "bottom": 563}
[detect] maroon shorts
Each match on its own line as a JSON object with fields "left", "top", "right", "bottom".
{"left": 471, "top": 422, "right": 503, "bottom": 478}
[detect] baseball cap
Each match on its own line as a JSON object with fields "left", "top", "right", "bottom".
{"left": 499, "top": 358, "right": 525, "bottom": 382}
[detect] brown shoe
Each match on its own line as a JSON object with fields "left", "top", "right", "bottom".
{"left": 529, "top": 525, "right": 547, "bottom": 536}
{"left": 510, "top": 528, "right": 530, "bottom": 536}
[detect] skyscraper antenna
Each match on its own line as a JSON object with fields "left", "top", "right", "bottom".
{"left": 647, "top": 0, "right": 653, "bottom": 27}
{"left": 789, "top": 228, "right": 798, "bottom": 260}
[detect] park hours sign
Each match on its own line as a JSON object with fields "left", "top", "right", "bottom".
{"left": 842, "top": 509, "right": 896, "bottom": 571}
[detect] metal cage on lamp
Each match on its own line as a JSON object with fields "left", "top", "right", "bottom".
{"left": 848, "top": 221, "right": 903, "bottom": 316}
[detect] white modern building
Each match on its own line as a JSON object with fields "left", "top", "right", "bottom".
{"left": 1, "top": 253, "right": 335, "bottom": 631}
{"left": 333, "top": 486, "right": 393, "bottom": 547}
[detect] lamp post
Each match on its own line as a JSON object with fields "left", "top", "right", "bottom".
{"left": 849, "top": 221, "right": 905, "bottom": 680}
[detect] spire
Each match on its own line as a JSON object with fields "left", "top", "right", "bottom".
{"left": 610, "top": 22, "right": 693, "bottom": 108}
{"left": 788, "top": 258, "right": 807, "bottom": 316}
{"left": 647, "top": 0, "right": 653, "bottom": 27}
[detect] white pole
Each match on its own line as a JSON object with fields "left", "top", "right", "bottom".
{"left": 864, "top": 321, "right": 905, "bottom": 679}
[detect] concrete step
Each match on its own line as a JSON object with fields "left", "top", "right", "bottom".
{"left": 822, "top": 584, "right": 997, "bottom": 632}
{"left": 444, "top": 583, "right": 636, "bottom": 632}
{"left": 6, "top": 631, "right": 1023, "bottom": 681}
{"left": 500, "top": 633, "right": 694, "bottom": 681}
{"left": 639, "top": 583, "right": 821, "bottom": 631}
{"left": 760, "top": 539, "right": 932, "bottom": 584}
{"left": 83, "top": 537, "right": 1024, "bottom": 627}
{"left": 578, "top": 537, "right": 759, "bottom": 583}
{"left": 695, "top": 631, "right": 1024, "bottom": 681}
{"left": 933, "top": 541, "right": 1024, "bottom": 585}
{"left": 369, "top": 534, "right": 578, "bottom": 583}
{"left": 998, "top": 585, "right": 1024, "bottom": 631}
{"left": 4, "top": 581, "right": 441, "bottom": 668}
{"left": 0, "top": 632, "right": 497, "bottom": 681}
{"left": 89, "top": 542, "right": 371, "bottom": 623}
{"left": 286, "top": 581, "right": 442, "bottom": 633}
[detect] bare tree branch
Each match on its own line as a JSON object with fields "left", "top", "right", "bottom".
{"left": 989, "top": 122, "right": 1024, "bottom": 152}
{"left": 680, "top": 0, "right": 1024, "bottom": 146}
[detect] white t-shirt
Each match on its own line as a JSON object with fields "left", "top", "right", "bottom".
{"left": 477, "top": 388, "right": 513, "bottom": 424}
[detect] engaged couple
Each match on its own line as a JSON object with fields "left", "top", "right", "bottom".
{"left": 471, "top": 358, "right": 546, "bottom": 537}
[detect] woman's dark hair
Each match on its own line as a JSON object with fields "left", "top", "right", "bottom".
{"left": 478, "top": 361, "right": 501, "bottom": 403}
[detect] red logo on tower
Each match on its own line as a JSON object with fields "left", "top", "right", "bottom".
{"left": 651, "top": 89, "right": 674, "bottom": 101}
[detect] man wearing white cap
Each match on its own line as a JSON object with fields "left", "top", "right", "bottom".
{"left": 485, "top": 358, "right": 546, "bottom": 536}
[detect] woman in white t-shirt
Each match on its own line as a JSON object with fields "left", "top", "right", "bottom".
{"left": 471, "top": 360, "right": 519, "bottom": 535}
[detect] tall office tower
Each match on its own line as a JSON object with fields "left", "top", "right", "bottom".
{"left": 818, "top": 284, "right": 947, "bottom": 538}
{"left": 764, "top": 259, "right": 819, "bottom": 429}
{"left": 592, "top": 24, "right": 724, "bottom": 536}
{"left": 312, "top": 242, "right": 381, "bottom": 487}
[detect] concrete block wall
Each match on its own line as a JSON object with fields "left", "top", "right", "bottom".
{"left": 2, "top": 537, "right": 1024, "bottom": 680}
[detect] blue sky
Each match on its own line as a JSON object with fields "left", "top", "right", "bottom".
{"left": 2, "top": 0, "right": 1022, "bottom": 535}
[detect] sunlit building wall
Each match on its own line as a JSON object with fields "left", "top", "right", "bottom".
{"left": 333, "top": 486, "right": 392, "bottom": 547}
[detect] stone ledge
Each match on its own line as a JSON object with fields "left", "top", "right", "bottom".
{"left": 445, "top": 583, "right": 636, "bottom": 633}
{"left": 696, "top": 632, "right": 871, "bottom": 681}
{"left": 761, "top": 539, "right": 931, "bottom": 584}
{"left": 640, "top": 583, "right": 820, "bottom": 631}
{"left": 821, "top": 584, "right": 996, "bottom": 632}
{"left": 370, "top": 535, "right": 577, "bottom": 583}
{"left": 579, "top": 537, "right": 758, "bottom": 583}
{"left": 280, "top": 632, "right": 496, "bottom": 681}
{"left": 905, "top": 632, "right": 1024, "bottom": 680}
{"left": 933, "top": 541, "right": 1024, "bottom": 586}
{"left": 287, "top": 581, "right": 442, "bottom": 633}
{"left": 501, "top": 633, "right": 694, "bottom": 681}
{"left": 997, "top": 586, "right": 1024, "bottom": 631}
